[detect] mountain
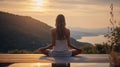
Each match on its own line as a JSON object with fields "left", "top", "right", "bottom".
{"left": 0, "top": 11, "right": 52, "bottom": 52}
{"left": 70, "top": 27, "right": 108, "bottom": 39}
{"left": 0, "top": 11, "right": 92, "bottom": 53}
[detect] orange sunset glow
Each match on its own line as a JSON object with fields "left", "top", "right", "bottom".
{"left": 0, "top": 0, "right": 119, "bottom": 28}
{"left": 0, "top": 0, "right": 120, "bottom": 67}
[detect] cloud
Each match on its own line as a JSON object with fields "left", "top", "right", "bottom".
{"left": 49, "top": 0, "right": 120, "bottom": 6}
{"left": 0, "top": 0, "right": 28, "bottom": 2}
{"left": 0, "top": 0, "right": 34, "bottom": 3}
{"left": 0, "top": 0, "right": 119, "bottom": 14}
{"left": 0, "top": 0, "right": 119, "bottom": 28}
{"left": 40, "top": 0, "right": 119, "bottom": 12}
{"left": 1, "top": 0, "right": 119, "bottom": 6}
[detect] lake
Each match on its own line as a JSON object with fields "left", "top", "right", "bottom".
{"left": 9, "top": 63, "right": 109, "bottom": 67}
{"left": 77, "top": 35, "right": 108, "bottom": 45}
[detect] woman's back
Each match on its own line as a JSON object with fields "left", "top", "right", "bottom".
{"left": 51, "top": 28, "right": 70, "bottom": 51}
{"left": 49, "top": 28, "right": 72, "bottom": 56}
{"left": 53, "top": 40, "right": 69, "bottom": 51}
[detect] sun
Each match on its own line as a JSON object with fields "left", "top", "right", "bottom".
{"left": 35, "top": 0, "right": 43, "bottom": 6}
{"left": 34, "top": 0, "right": 44, "bottom": 11}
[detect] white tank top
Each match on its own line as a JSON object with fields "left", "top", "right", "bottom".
{"left": 49, "top": 40, "right": 72, "bottom": 56}
{"left": 53, "top": 40, "right": 69, "bottom": 51}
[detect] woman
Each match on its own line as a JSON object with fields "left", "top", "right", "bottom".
{"left": 39, "top": 14, "right": 82, "bottom": 56}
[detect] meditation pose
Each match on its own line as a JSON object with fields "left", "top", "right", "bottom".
{"left": 39, "top": 14, "right": 82, "bottom": 56}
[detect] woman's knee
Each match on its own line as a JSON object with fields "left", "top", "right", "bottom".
{"left": 78, "top": 49, "right": 82, "bottom": 53}
{"left": 71, "top": 49, "right": 82, "bottom": 56}
{"left": 39, "top": 48, "right": 45, "bottom": 53}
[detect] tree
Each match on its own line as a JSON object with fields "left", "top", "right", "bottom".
{"left": 105, "top": 4, "right": 120, "bottom": 52}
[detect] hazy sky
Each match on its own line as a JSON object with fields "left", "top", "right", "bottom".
{"left": 0, "top": 0, "right": 120, "bottom": 28}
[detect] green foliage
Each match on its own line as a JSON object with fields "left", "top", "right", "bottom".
{"left": 95, "top": 44, "right": 108, "bottom": 54}
{"left": 81, "top": 46, "right": 93, "bottom": 54}
{"left": 81, "top": 43, "right": 111, "bottom": 54}
{"left": 32, "top": 49, "right": 40, "bottom": 54}
{"left": 7, "top": 48, "right": 40, "bottom": 54}
{"left": 8, "top": 49, "right": 32, "bottom": 54}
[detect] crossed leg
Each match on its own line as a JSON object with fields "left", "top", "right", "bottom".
{"left": 39, "top": 48, "right": 50, "bottom": 56}
{"left": 71, "top": 49, "right": 82, "bottom": 56}
{"left": 39, "top": 48, "right": 82, "bottom": 56}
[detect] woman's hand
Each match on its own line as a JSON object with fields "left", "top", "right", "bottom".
{"left": 76, "top": 48, "right": 82, "bottom": 51}
{"left": 40, "top": 44, "right": 53, "bottom": 50}
{"left": 73, "top": 47, "right": 81, "bottom": 51}
{"left": 69, "top": 44, "right": 81, "bottom": 51}
{"left": 39, "top": 47, "right": 46, "bottom": 50}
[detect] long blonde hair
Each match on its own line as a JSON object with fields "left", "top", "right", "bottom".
{"left": 55, "top": 14, "right": 66, "bottom": 40}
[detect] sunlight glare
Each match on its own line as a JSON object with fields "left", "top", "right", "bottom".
{"left": 36, "top": 0, "right": 43, "bottom": 6}
{"left": 9, "top": 63, "right": 51, "bottom": 67}
{"left": 34, "top": 63, "right": 51, "bottom": 67}
{"left": 34, "top": 0, "right": 44, "bottom": 11}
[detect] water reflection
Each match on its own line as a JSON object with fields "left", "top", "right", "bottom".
{"left": 8, "top": 63, "right": 51, "bottom": 67}
{"left": 71, "top": 63, "right": 110, "bottom": 67}
{"left": 77, "top": 35, "right": 107, "bottom": 45}
{"left": 8, "top": 63, "right": 109, "bottom": 67}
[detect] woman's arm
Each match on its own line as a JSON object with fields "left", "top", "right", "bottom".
{"left": 51, "top": 28, "right": 55, "bottom": 47}
{"left": 40, "top": 44, "right": 53, "bottom": 49}
{"left": 66, "top": 29, "right": 81, "bottom": 50}
{"left": 40, "top": 29, "right": 55, "bottom": 50}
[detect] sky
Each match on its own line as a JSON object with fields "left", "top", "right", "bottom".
{"left": 0, "top": 0, "right": 120, "bottom": 29}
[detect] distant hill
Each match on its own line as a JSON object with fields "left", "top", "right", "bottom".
{"left": 70, "top": 27, "right": 108, "bottom": 39}
{"left": 0, "top": 11, "right": 52, "bottom": 52}
{"left": 0, "top": 11, "right": 92, "bottom": 53}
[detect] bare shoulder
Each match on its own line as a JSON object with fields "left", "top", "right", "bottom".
{"left": 65, "top": 28, "right": 70, "bottom": 33}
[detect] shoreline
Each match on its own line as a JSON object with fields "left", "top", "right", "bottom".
{"left": 76, "top": 35, "right": 107, "bottom": 45}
